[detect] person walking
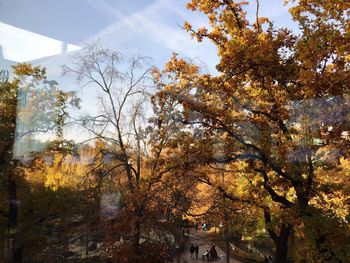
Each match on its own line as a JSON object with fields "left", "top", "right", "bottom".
{"left": 264, "top": 255, "right": 273, "bottom": 263}
{"left": 194, "top": 244, "right": 199, "bottom": 259}
{"left": 190, "top": 244, "right": 195, "bottom": 259}
{"left": 203, "top": 250, "right": 209, "bottom": 261}
{"left": 209, "top": 245, "right": 218, "bottom": 260}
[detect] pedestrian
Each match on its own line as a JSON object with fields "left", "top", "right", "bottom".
{"left": 264, "top": 255, "right": 273, "bottom": 263}
{"left": 194, "top": 244, "right": 199, "bottom": 259}
{"left": 209, "top": 245, "right": 218, "bottom": 260}
{"left": 190, "top": 244, "right": 195, "bottom": 259}
{"left": 203, "top": 250, "right": 209, "bottom": 261}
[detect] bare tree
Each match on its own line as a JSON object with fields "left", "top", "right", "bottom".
{"left": 63, "top": 43, "right": 171, "bottom": 262}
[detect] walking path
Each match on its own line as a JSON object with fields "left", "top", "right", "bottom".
{"left": 180, "top": 230, "right": 243, "bottom": 263}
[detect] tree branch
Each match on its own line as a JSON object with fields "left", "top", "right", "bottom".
{"left": 263, "top": 206, "right": 278, "bottom": 242}
{"left": 254, "top": 168, "right": 294, "bottom": 208}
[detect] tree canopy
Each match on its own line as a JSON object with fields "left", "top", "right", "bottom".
{"left": 1, "top": 1, "right": 350, "bottom": 263}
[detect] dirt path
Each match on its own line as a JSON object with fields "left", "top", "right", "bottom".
{"left": 180, "top": 230, "right": 243, "bottom": 263}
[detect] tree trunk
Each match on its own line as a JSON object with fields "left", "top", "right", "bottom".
{"left": 0, "top": 236, "right": 4, "bottom": 261}
{"left": 132, "top": 212, "right": 141, "bottom": 263}
{"left": 226, "top": 238, "right": 230, "bottom": 263}
{"left": 264, "top": 207, "right": 292, "bottom": 263}
{"left": 296, "top": 191, "right": 309, "bottom": 216}
{"left": 8, "top": 178, "right": 22, "bottom": 263}
{"left": 275, "top": 224, "right": 292, "bottom": 263}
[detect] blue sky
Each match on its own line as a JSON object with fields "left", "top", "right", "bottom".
{"left": 0, "top": 0, "right": 297, "bottom": 145}
{"left": 0, "top": 0, "right": 296, "bottom": 73}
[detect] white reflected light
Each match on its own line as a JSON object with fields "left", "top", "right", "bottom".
{"left": 0, "top": 21, "right": 81, "bottom": 62}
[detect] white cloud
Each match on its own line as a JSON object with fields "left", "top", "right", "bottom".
{"left": 83, "top": 0, "right": 218, "bottom": 67}
{"left": 0, "top": 21, "right": 81, "bottom": 62}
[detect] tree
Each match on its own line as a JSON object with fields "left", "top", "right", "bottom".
{"left": 0, "top": 71, "right": 20, "bottom": 262}
{"left": 0, "top": 63, "right": 79, "bottom": 263}
{"left": 155, "top": 0, "right": 350, "bottom": 261}
{"left": 63, "top": 43, "right": 184, "bottom": 262}
{"left": 22, "top": 142, "right": 109, "bottom": 261}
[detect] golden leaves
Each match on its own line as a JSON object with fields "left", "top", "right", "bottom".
{"left": 183, "top": 21, "right": 192, "bottom": 31}
{"left": 155, "top": 1, "right": 350, "bottom": 259}
{"left": 12, "top": 63, "right": 47, "bottom": 80}
{"left": 150, "top": 67, "right": 161, "bottom": 82}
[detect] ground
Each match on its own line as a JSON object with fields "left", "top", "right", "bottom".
{"left": 179, "top": 230, "right": 243, "bottom": 263}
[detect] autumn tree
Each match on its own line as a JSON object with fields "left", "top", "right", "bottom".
{"left": 0, "top": 64, "right": 79, "bottom": 263}
{"left": 63, "top": 43, "right": 187, "bottom": 262}
{"left": 21, "top": 141, "right": 114, "bottom": 261}
{"left": 154, "top": 0, "right": 350, "bottom": 262}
